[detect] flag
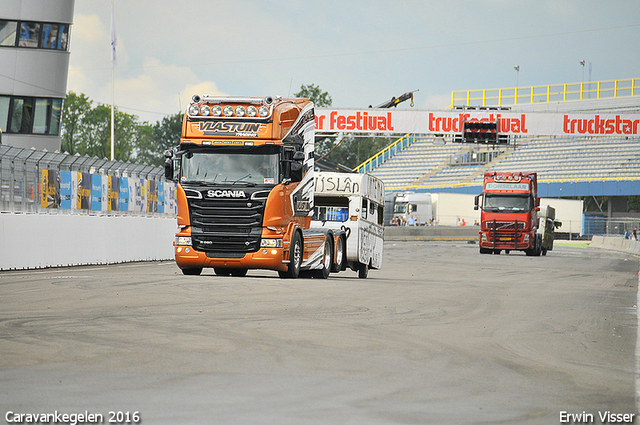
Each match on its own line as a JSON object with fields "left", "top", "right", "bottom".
{"left": 110, "top": 3, "right": 117, "bottom": 66}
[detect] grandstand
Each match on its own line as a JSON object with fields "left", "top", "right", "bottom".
{"left": 356, "top": 78, "right": 640, "bottom": 197}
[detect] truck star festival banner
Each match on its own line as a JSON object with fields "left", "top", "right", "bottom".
{"left": 315, "top": 109, "right": 640, "bottom": 136}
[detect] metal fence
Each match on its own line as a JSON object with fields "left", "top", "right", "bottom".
{"left": 583, "top": 215, "right": 640, "bottom": 238}
{"left": 0, "top": 145, "right": 175, "bottom": 216}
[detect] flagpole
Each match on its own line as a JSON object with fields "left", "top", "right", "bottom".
{"left": 111, "top": 66, "right": 115, "bottom": 161}
{"left": 110, "top": 0, "right": 116, "bottom": 161}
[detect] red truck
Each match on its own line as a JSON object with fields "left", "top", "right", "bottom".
{"left": 474, "top": 171, "right": 547, "bottom": 256}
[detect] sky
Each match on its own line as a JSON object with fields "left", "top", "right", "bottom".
{"left": 68, "top": 0, "right": 640, "bottom": 124}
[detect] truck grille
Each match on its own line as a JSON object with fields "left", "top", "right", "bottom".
{"left": 485, "top": 221, "right": 525, "bottom": 230}
{"left": 187, "top": 189, "right": 266, "bottom": 254}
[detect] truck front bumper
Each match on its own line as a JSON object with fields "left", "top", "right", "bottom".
{"left": 175, "top": 245, "right": 288, "bottom": 272}
{"left": 479, "top": 231, "right": 534, "bottom": 250}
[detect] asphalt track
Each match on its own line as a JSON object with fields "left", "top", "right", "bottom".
{"left": 0, "top": 241, "right": 638, "bottom": 425}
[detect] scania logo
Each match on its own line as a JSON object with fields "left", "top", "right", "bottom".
{"left": 206, "top": 190, "right": 246, "bottom": 198}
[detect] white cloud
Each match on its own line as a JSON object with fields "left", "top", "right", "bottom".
{"left": 422, "top": 94, "right": 452, "bottom": 111}
{"left": 67, "top": 13, "right": 224, "bottom": 123}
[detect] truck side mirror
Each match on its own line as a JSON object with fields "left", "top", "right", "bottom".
{"left": 164, "top": 150, "right": 174, "bottom": 180}
{"left": 474, "top": 194, "right": 480, "bottom": 211}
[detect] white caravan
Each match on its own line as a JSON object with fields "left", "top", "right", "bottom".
{"left": 312, "top": 172, "right": 385, "bottom": 278}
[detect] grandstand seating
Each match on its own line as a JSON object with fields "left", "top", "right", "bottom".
{"left": 369, "top": 135, "right": 640, "bottom": 189}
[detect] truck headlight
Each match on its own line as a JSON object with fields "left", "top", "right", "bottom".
{"left": 260, "top": 238, "right": 282, "bottom": 248}
{"left": 187, "top": 104, "right": 199, "bottom": 116}
{"left": 258, "top": 105, "right": 269, "bottom": 117}
{"left": 211, "top": 105, "right": 222, "bottom": 116}
{"left": 523, "top": 234, "right": 530, "bottom": 242}
{"left": 200, "top": 105, "right": 211, "bottom": 116}
{"left": 176, "top": 236, "right": 192, "bottom": 246}
{"left": 481, "top": 233, "right": 487, "bottom": 242}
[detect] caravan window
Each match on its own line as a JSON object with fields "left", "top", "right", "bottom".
{"left": 361, "top": 198, "right": 368, "bottom": 219}
{"left": 313, "top": 196, "right": 349, "bottom": 222}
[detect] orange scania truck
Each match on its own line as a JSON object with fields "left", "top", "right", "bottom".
{"left": 474, "top": 171, "right": 549, "bottom": 256}
{"left": 165, "top": 95, "right": 343, "bottom": 277}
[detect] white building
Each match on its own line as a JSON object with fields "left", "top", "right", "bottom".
{"left": 0, "top": 0, "right": 75, "bottom": 150}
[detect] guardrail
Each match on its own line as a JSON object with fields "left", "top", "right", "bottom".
{"left": 0, "top": 145, "right": 176, "bottom": 216}
{"left": 451, "top": 77, "right": 639, "bottom": 108}
{"left": 354, "top": 133, "right": 415, "bottom": 174}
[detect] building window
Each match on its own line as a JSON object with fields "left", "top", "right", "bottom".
{"left": 0, "top": 96, "right": 9, "bottom": 132}
{"left": 2, "top": 96, "right": 62, "bottom": 136}
{"left": 42, "top": 24, "right": 59, "bottom": 49}
{"left": 0, "top": 20, "right": 70, "bottom": 51}
{"left": 0, "top": 20, "right": 17, "bottom": 46}
{"left": 18, "top": 22, "right": 41, "bottom": 48}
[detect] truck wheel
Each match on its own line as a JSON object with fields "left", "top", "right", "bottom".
{"left": 541, "top": 248, "right": 547, "bottom": 256}
{"left": 314, "top": 238, "right": 332, "bottom": 279}
{"left": 214, "top": 268, "right": 231, "bottom": 276}
{"left": 535, "top": 236, "right": 543, "bottom": 256}
{"left": 332, "top": 236, "right": 346, "bottom": 272}
{"left": 357, "top": 262, "right": 369, "bottom": 279}
{"left": 230, "top": 268, "right": 248, "bottom": 277}
{"left": 182, "top": 267, "right": 202, "bottom": 276}
{"left": 279, "top": 232, "right": 303, "bottom": 279}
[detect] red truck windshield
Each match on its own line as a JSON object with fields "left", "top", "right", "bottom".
{"left": 483, "top": 194, "right": 531, "bottom": 212}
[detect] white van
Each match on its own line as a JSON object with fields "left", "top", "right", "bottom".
{"left": 312, "top": 172, "right": 385, "bottom": 278}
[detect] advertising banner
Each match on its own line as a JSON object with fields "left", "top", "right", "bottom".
{"left": 315, "top": 109, "right": 640, "bottom": 137}
{"left": 40, "top": 169, "right": 61, "bottom": 209}
{"left": 119, "top": 177, "right": 129, "bottom": 212}
{"left": 157, "top": 181, "right": 165, "bottom": 214}
{"left": 133, "top": 179, "right": 146, "bottom": 213}
{"left": 60, "top": 171, "right": 73, "bottom": 210}
{"left": 77, "top": 172, "right": 91, "bottom": 210}
{"left": 91, "top": 174, "right": 103, "bottom": 211}
{"left": 108, "top": 176, "right": 119, "bottom": 211}
{"left": 147, "top": 180, "right": 157, "bottom": 213}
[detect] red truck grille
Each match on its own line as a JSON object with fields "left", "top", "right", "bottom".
{"left": 485, "top": 221, "right": 525, "bottom": 230}
{"left": 483, "top": 219, "right": 528, "bottom": 249}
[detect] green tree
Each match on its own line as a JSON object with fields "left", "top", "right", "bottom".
{"left": 148, "top": 113, "right": 182, "bottom": 166}
{"left": 61, "top": 92, "right": 144, "bottom": 162}
{"left": 318, "top": 134, "right": 398, "bottom": 169}
{"left": 61, "top": 92, "right": 92, "bottom": 155}
{"left": 294, "top": 84, "right": 332, "bottom": 107}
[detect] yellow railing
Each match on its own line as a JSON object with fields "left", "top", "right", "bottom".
{"left": 353, "top": 133, "right": 413, "bottom": 174}
{"left": 450, "top": 78, "right": 639, "bottom": 108}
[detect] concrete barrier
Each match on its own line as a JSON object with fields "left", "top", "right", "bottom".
{"left": 0, "top": 213, "right": 176, "bottom": 270}
{"left": 589, "top": 235, "right": 640, "bottom": 256}
{"left": 384, "top": 225, "right": 479, "bottom": 241}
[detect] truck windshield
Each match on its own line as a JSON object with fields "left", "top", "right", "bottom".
{"left": 180, "top": 151, "right": 279, "bottom": 185}
{"left": 393, "top": 203, "right": 408, "bottom": 214}
{"left": 483, "top": 195, "right": 531, "bottom": 212}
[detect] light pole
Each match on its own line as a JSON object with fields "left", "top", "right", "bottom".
{"left": 580, "top": 60, "right": 586, "bottom": 99}
{"left": 514, "top": 65, "right": 520, "bottom": 87}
